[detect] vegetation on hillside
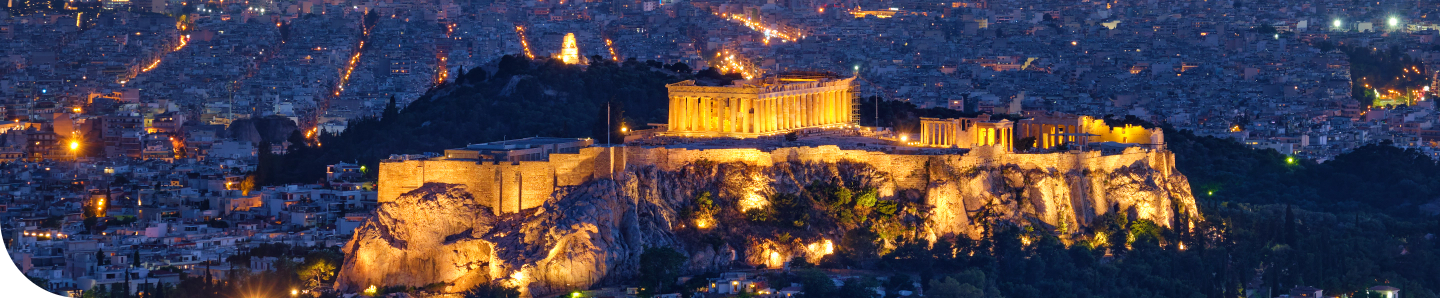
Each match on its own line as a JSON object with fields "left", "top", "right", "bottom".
{"left": 256, "top": 55, "right": 715, "bottom": 185}
{"left": 1169, "top": 128, "right": 1440, "bottom": 214}
{"left": 1341, "top": 45, "right": 1430, "bottom": 106}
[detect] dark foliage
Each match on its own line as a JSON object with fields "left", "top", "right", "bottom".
{"left": 461, "top": 283, "right": 521, "bottom": 298}
{"left": 254, "top": 55, "right": 697, "bottom": 184}
{"left": 638, "top": 247, "right": 688, "bottom": 295}
{"left": 1166, "top": 127, "right": 1440, "bottom": 213}
{"left": 1343, "top": 45, "right": 1430, "bottom": 106}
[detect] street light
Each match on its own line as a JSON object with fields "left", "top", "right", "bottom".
{"left": 1389, "top": 17, "right": 1400, "bottom": 28}
{"left": 1333, "top": 19, "right": 1342, "bottom": 29}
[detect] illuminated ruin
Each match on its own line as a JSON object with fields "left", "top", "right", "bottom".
{"left": 663, "top": 72, "right": 855, "bottom": 138}
{"left": 558, "top": 33, "right": 581, "bottom": 65}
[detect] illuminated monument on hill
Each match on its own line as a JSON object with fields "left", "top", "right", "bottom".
{"left": 557, "top": 33, "right": 581, "bottom": 65}
{"left": 663, "top": 72, "right": 856, "bottom": 137}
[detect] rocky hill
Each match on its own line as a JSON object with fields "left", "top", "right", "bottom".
{"left": 336, "top": 145, "right": 1199, "bottom": 296}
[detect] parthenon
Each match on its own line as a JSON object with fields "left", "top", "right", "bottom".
{"left": 664, "top": 73, "right": 855, "bottom": 137}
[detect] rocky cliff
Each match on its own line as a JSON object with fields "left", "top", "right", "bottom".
{"left": 337, "top": 147, "right": 1199, "bottom": 296}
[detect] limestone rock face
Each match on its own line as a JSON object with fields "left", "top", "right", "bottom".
{"left": 337, "top": 184, "right": 497, "bottom": 293}
{"left": 339, "top": 148, "right": 1200, "bottom": 297}
{"left": 923, "top": 151, "right": 1199, "bottom": 239}
{"left": 338, "top": 180, "right": 682, "bottom": 296}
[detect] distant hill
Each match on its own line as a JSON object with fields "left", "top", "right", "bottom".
{"left": 1166, "top": 128, "right": 1440, "bottom": 215}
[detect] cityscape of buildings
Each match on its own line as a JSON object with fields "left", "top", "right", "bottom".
{"left": 3, "top": 0, "right": 1440, "bottom": 296}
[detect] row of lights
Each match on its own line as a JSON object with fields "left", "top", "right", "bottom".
{"left": 1332, "top": 16, "right": 1404, "bottom": 29}
{"left": 22, "top": 231, "right": 67, "bottom": 238}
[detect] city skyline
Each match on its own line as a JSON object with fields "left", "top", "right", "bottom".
{"left": 4, "top": 0, "right": 1440, "bottom": 297}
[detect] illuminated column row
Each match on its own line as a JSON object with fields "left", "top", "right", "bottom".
{"left": 668, "top": 87, "right": 852, "bottom": 135}
{"left": 974, "top": 127, "right": 1014, "bottom": 151}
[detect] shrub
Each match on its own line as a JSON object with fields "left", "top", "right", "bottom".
{"left": 874, "top": 200, "right": 898, "bottom": 217}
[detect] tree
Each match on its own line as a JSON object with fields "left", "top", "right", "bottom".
{"left": 1256, "top": 24, "right": 1278, "bottom": 34}
{"left": 840, "top": 228, "right": 880, "bottom": 266}
{"left": 789, "top": 256, "right": 813, "bottom": 269}
{"left": 462, "top": 283, "right": 520, "bottom": 298}
{"left": 667, "top": 62, "right": 692, "bottom": 74}
{"left": 464, "top": 66, "right": 488, "bottom": 83}
{"left": 494, "top": 55, "right": 531, "bottom": 79}
{"left": 592, "top": 99, "right": 625, "bottom": 144}
{"left": 795, "top": 269, "right": 835, "bottom": 298}
{"left": 299, "top": 250, "right": 342, "bottom": 289}
{"left": 363, "top": 10, "right": 379, "bottom": 29}
{"left": 382, "top": 96, "right": 399, "bottom": 124}
{"left": 279, "top": 22, "right": 291, "bottom": 42}
{"left": 637, "top": 247, "right": 687, "bottom": 294}
{"left": 927, "top": 277, "right": 983, "bottom": 298}
{"left": 837, "top": 277, "right": 881, "bottom": 298}
{"left": 1283, "top": 204, "right": 1296, "bottom": 245}
{"left": 239, "top": 175, "right": 255, "bottom": 196}
{"left": 1314, "top": 40, "right": 1336, "bottom": 52}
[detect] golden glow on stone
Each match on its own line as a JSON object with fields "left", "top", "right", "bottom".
{"left": 806, "top": 239, "right": 834, "bottom": 258}
{"left": 739, "top": 191, "right": 768, "bottom": 212}
{"left": 558, "top": 33, "right": 580, "bottom": 65}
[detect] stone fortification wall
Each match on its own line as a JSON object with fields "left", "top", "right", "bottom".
{"left": 381, "top": 144, "right": 1192, "bottom": 237}
{"left": 622, "top": 145, "right": 1190, "bottom": 238}
{"left": 379, "top": 147, "right": 625, "bottom": 214}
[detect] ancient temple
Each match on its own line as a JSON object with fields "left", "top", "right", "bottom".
{"left": 918, "top": 115, "right": 1016, "bottom": 150}
{"left": 664, "top": 73, "right": 855, "bottom": 137}
{"left": 917, "top": 111, "right": 1164, "bottom": 151}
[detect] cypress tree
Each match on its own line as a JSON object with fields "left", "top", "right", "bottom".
{"left": 1284, "top": 204, "right": 1295, "bottom": 246}
{"left": 382, "top": 96, "right": 399, "bottom": 124}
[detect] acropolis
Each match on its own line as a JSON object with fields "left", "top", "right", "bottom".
{"left": 352, "top": 73, "right": 1198, "bottom": 296}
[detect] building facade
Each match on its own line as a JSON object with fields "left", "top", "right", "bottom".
{"left": 665, "top": 74, "right": 855, "bottom": 137}
{"left": 917, "top": 114, "right": 1016, "bottom": 150}
{"left": 917, "top": 112, "right": 1164, "bottom": 151}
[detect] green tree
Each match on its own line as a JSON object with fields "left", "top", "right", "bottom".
{"left": 298, "top": 250, "right": 341, "bottom": 288}
{"left": 462, "top": 283, "right": 520, "bottom": 298}
{"left": 837, "top": 277, "right": 880, "bottom": 298}
{"left": 382, "top": 95, "right": 399, "bottom": 124}
{"left": 795, "top": 269, "right": 835, "bottom": 298}
{"left": 927, "top": 277, "right": 983, "bottom": 298}
{"left": 637, "top": 247, "right": 687, "bottom": 294}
